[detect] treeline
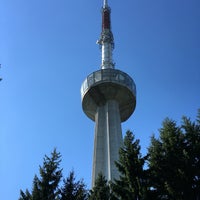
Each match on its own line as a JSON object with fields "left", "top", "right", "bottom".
{"left": 19, "top": 110, "right": 200, "bottom": 200}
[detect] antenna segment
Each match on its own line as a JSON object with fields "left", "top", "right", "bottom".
{"left": 97, "top": 0, "right": 114, "bottom": 69}
{"left": 103, "top": 0, "right": 108, "bottom": 8}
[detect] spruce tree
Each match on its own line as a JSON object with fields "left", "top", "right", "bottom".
{"left": 60, "top": 171, "right": 88, "bottom": 200}
{"left": 148, "top": 111, "right": 200, "bottom": 199}
{"left": 19, "top": 189, "right": 31, "bottom": 200}
{"left": 89, "top": 173, "right": 112, "bottom": 200}
{"left": 38, "top": 148, "right": 62, "bottom": 200}
{"left": 19, "top": 148, "right": 62, "bottom": 200}
{"left": 112, "top": 130, "right": 147, "bottom": 200}
{"left": 181, "top": 113, "right": 200, "bottom": 199}
{"left": 148, "top": 119, "right": 185, "bottom": 199}
{"left": 31, "top": 175, "right": 42, "bottom": 200}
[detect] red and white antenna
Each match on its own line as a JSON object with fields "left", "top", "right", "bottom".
{"left": 97, "top": 0, "right": 115, "bottom": 69}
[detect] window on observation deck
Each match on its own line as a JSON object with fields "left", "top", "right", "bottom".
{"left": 88, "top": 73, "right": 94, "bottom": 86}
{"left": 102, "top": 70, "right": 110, "bottom": 81}
{"left": 94, "top": 71, "right": 101, "bottom": 83}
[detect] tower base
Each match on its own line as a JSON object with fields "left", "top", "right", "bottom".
{"left": 92, "top": 100, "right": 122, "bottom": 187}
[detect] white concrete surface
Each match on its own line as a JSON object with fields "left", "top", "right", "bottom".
{"left": 92, "top": 100, "right": 122, "bottom": 186}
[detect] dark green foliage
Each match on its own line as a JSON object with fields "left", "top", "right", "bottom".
{"left": 181, "top": 115, "right": 200, "bottom": 199}
{"left": 148, "top": 119, "right": 185, "bottom": 199}
{"left": 19, "top": 189, "right": 31, "bottom": 200}
{"left": 60, "top": 171, "right": 88, "bottom": 200}
{"left": 36, "top": 148, "right": 62, "bottom": 200}
{"left": 112, "top": 130, "right": 147, "bottom": 200}
{"left": 19, "top": 149, "right": 88, "bottom": 200}
{"left": 89, "top": 173, "right": 112, "bottom": 200}
{"left": 31, "top": 175, "right": 42, "bottom": 200}
{"left": 148, "top": 111, "right": 200, "bottom": 199}
{"left": 19, "top": 149, "right": 63, "bottom": 200}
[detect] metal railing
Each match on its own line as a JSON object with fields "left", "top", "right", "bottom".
{"left": 81, "top": 69, "right": 136, "bottom": 98}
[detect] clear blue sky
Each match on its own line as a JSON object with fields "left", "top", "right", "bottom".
{"left": 0, "top": 0, "right": 199, "bottom": 199}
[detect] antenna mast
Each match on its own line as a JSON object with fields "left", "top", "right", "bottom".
{"left": 97, "top": 0, "right": 114, "bottom": 69}
{"left": 103, "top": 0, "right": 108, "bottom": 7}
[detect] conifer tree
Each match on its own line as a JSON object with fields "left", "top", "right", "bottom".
{"left": 19, "top": 148, "right": 62, "bottom": 200}
{"left": 112, "top": 130, "right": 147, "bottom": 200}
{"left": 60, "top": 170, "right": 88, "bottom": 200}
{"left": 19, "top": 189, "right": 32, "bottom": 200}
{"left": 148, "top": 119, "right": 185, "bottom": 199}
{"left": 148, "top": 111, "right": 200, "bottom": 199}
{"left": 181, "top": 113, "right": 200, "bottom": 199}
{"left": 31, "top": 175, "right": 42, "bottom": 200}
{"left": 38, "top": 148, "right": 62, "bottom": 200}
{"left": 89, "top": 173, "right": 112, "bottom": 200}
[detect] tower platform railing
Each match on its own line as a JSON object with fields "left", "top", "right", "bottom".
{"left": 81, "top": 68, "right": 136, "bottom": 99}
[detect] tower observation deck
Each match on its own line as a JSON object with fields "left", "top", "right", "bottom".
{"left": 81, "top": 0, "right": 136, "bottom": 187}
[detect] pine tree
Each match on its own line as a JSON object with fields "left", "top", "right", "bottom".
{"left": 89, "top": 173, "right": 112, "bottom": 200}
{"left": 148, "top": 112, "right": 200, "bottom": 200}
{"left": 19, "top": 148, "right": 62, "bottom": 200}
{"left": 28, "top": 175, "right": 40, "bottom": 200}
{"left": 19, "top": 189, "right": 32, "bottom": 200}
{"left": 60, "top": 170, "right": 88, "bottom": 200}
{"left": 112, "top": 130, "right": 147, "bottom": 200}
{"left": 148, "top": 119, "right": 185, "bottom": 199}
{"left": 181, "top": 113, "right": 200, "bottom": 199}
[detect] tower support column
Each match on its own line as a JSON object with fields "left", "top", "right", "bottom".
{"left": 92, "top": 100, "right": 122, "bottom": 186}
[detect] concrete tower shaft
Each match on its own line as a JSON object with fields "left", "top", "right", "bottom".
{"left": 81, "top": 0, "right": 136, "bottom": 187}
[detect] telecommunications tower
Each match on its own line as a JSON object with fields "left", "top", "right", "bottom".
{"left": 81, "top": 0, "right": 136, "bottom": 186}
